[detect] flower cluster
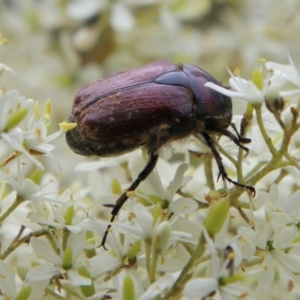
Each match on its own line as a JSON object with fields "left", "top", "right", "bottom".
{"left": 2, "top": 36, "right": 300, "bottom": 299}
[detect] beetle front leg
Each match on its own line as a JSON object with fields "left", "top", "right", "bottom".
{"left": 216, "top": 126, "right": 250, "bottom": 156}
{"left": 100, "top": 151, "right": 159, "bottom": 249}
{"left": 201, "top": 132, "right": 255, "bottom": 195}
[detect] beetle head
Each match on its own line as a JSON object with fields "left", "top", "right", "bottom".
{"left": 182, "top": 64, "right": 232, "bottom": 132}
{"left": 65, "top": 114, "right": 94, "bottom": 156}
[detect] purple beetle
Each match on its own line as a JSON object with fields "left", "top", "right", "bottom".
{"left": 66, "top": 61, "right": 254, "bottom": 248}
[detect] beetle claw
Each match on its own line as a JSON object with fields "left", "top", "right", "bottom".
{"left": 202, "top": 131, "right": 255, "bottom": 196}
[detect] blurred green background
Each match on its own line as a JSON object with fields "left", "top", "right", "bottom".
{"left": 1, "top": 0, "right": 300, "bottom": 179}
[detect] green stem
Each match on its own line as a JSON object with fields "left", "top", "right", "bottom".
{"left": 145, "top": 238, "right": 152, "bottom": 280}
{"left": 204, "top": 153, "right": 215, "bottom": 191}
{"left": 217, "top": 145, "right": 238, "bottom": 167}
{"left": 150, "top": 249, "right": 159, "bottom": 283}
{"left": 274, "top": 169, "right": 289, "bottom": 185}
{"left": 255, "top": 106, "right": 279, "bottom": 157}
{"left": 1, "top": 229, "right": 49, "bottom": 260}
{"left": 62, "top": 228, "right": 70, "bottom": 251}
{"left": 163, "top": 234, "right": 205, "bottom": 299}
{"left": 283, "top": 152, "right": 300, "bottom": 171}
{"left": 0, "top": 195, "right": 24, "bottom": 223}
{"left": 280, "top": 122, "right": 300, "bottom": 171}
{"left": 244, "top": 161, "right": 266, "bottom": 182}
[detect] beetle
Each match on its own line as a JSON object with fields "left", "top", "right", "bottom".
{"left": 66, "top": 61, "right": 255, "bottom": 248}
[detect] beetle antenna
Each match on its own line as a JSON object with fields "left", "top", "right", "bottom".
{"left": 100, "top": 151, "right": 159, "bottom": 249}
{"left": 202, "top": 132, "right": 255, "bottom": 196}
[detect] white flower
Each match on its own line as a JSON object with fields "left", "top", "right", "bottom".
{"left": 0, "top": 167, "right": 64, "bottom": 203}
{"left": 265, "top": 54, "right": 300, "bottom": 89}
{"left": 183, "top": 229, "right": 253, "bottom": 299}
{"left": 236, "top": 186, "right": 300, "bottom": 290}
{"left": 0, "top": 62, "right": 15, "bottom": 76}
{"left": 0, "top": 260, "right": 49, "bottom": 300}
{"left": 130, "top": 153, "right": 197, "bottom": 215}
{"left": 26, "top": 231, "right": 91, "bottom": 286}
{"left": 27, "top": 195, "right": 90, "bottom": 233}
{"left": 138, "top": 272, "right": 180, "bottom": 300}
{"left": 0, "top": 90, "right": 61, "bottom": 170}
{"left": 205, "top": 56, "right": 300, "bottom": 109}
{"left": 205, "top": 69, "right": 264, "bottom": 105}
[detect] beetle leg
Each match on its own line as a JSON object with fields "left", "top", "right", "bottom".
{"left": 100, "top": 151, "right": 159, "bottom": 249}
{"left": 202, "top": 132, "right": 255, "bottom": 196}
{"left": 216, "top": 126, "right": 250, "bottom": 157}
{"left": 230, "top": 123, "right": 251, "bottom": 144}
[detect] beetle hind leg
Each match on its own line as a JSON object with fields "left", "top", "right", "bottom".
{"left": 100, "top": 151, "right": 159, "bottom": 249}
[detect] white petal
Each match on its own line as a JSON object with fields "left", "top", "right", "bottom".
{"left": 155, "top": 257, "right": 184, "bottom": 272}
{"left": 253, "top": 206, "right": 266, "bottom": 222}
{"left": 219, "top": 283, "right": 252, "bottom": 300}
{"left": 273, "top": 226, "right": 297, "bottom": 249}
{"left": 66, "top": 225, "right": 82, "bottom": 233}
{"left": 89, "top": 252, "right": 122, "bottom": 277}
{"left": 183, "top": 278, "right": 218, "bottom": 298}
{"left": 257, "top": 253, "right": 274, "bottom": 290}
{"left": 134, "top": 203, "right": 153, "bottom": 239}
{"left": 139, "top": 272, "right": 180, "bottom": 300}
{"left": 0, "top": 261, "right": 17, "bottom": 298}
{"left": 27, "top": 212, "right": 63, "bottom": 229}
{"left": 203, "top": 229, "right": 220, "bottom": 276}
{"left": 20, "top": 178, "right": 40, "bottom": 198}
{"left": 169, "top": 197, "right": 198, "bottom": 215}
{"left": 67, "top": 269, "right": 91, "bottom": 286}
{"left": 26, "top": 265, "right": 60, "bottom": 281}
{"left": 67, "top": 231, "right": 86, "bottom": 261}
{"left": 274, "top": 250, "right": 300, "bottom": 273}
{"left": 205, "top": 82, "right": 239, "bottom": 98}
{"left": 168, "top": 163, "right": 188, "bottom": 199}
{"left": 285, "top": 190, "right": 300, "bottom": 217}
{"left": 280, "top": 89, "right": 300, "bottom": 97}
{"left": 266, "top": 58, "right": 300, "bottom": 88}
{"left": 0, "top": 63, "right": 15, "bottom": 75}
{"left": 1, "top": 133, "right": 44, "bottom": 169}
{"left": 29, "top": 281, "right": 51, "bottom": 300}
{"left": 30, "top": 237, "right": 61, "bottom": 265}
{"left": 0, "top": 171, "right": 19, "bottom": 192}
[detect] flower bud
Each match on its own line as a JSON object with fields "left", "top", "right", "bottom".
{"left": 44, "top": 99, "right": 52, "bottom": 120}
{"left": 63, "top": 205, "right": 75, "bottom": 225}
{"left": 127, "top": 240, "right": 141, "bottom": 260}
{"left": 204, "top": 198, "right": 230, "bottom": 236}
{"left": 219, "top": 273, "right": 246, "bottom": 285}
{"left": 62, "top": 247, "right": 73, "bottom": 270}
{"left": 16, "top": 286, "right": 31, "bottom": 300}
{"left": 4, "top": 107, "right": 28, "bottom": 131}
{"left": 154, "top": 221, "right": 171, "bottom": 251}
{"left": 78, "top": 266, "right": 95, "bottom": 297}
{"left": 123, "top": 274, "right": 136, "bottom": 300}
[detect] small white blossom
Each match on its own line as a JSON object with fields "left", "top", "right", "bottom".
{"left": 205, "top": 70, "right": 264, "bottom": 105}
{"left": 0, "top": 261, "right": 49, "bottom": 300}
{"left": 26, "top": 231, "right": 91, "bottom": 286}
{"left": 183, "top": 229, "right": 253, "bottom": 300}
